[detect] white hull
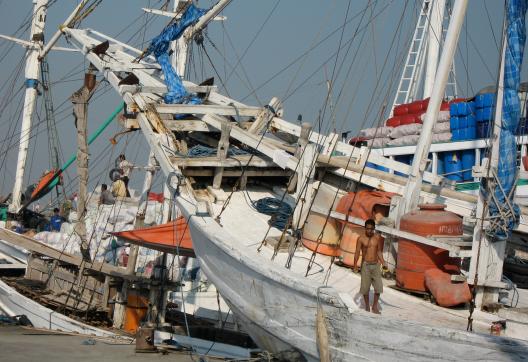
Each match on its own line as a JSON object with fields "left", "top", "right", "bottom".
{"left": 183, "top": 206, "right": 528, "bottom": 361}
{"left": 0, "top": 280, "right": 116, "bottom": 337}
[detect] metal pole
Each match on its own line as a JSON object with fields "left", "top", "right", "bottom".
{"left": 400, "top": 0, "right": 468, "bottom": 217}
{"left": 10, "top": 0, "right": 48, "bottom": 212}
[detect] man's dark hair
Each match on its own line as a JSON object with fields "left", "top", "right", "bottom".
{"left": 53, "top": 208, "right": 59, "bottom": 213}
{"left": 365, "top": 219, "right": 376, "bottom": 228}
{"left": 119, "top": 154, "right": 125, "bottom": 160}
{"left": 101, "top": 184, "right": 107, "bottom": 191}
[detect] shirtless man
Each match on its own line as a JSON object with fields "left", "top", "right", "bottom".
{"left": 353, "top": 218, "right": 387, "bottom": 314}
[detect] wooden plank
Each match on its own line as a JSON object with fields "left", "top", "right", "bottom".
{"left": 183, "top": 169, "right": 291, "bottom": 177}
{"left": 164, "top": 120, "right": 214, "bottom": 132}
{"left": 120, "top": 84, "right": 217, "bottom": 94}
{"left": 248, "top": 97, "right": 282, "bottom": 134}
{"left": 213, "top": 121, "right": 232, "bottom": 189}
{"left": 156, "top": 104, "right": 261, "bottom": 117}
{"left": 0, "top": 228, "right": 127, "bottom": 277}
{"left": 171, "top": 155, "right": 275, "bottom": 168}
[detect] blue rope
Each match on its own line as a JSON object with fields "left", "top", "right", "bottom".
{"left": 253, "top": 197, "right": 292, "bottom": 230}
{"left": 187, "top": 145, "right": 249, "bottom": 157}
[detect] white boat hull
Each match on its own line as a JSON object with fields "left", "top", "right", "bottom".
{"left": 185, "top": 211, "right": 528, "bottom": 361}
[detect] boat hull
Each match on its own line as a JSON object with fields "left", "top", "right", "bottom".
{"left": 185, "top": 212, "right": 528, "bottom": 361}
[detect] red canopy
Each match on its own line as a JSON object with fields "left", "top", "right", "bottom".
{"left": 112, "top": 217, "right": 194, "bottom": 257}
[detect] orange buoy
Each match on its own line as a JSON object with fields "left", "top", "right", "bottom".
{"left": 396, "top": 204, "right": 462, "bottom": 292}
{"left": 302, "top": 212, "right": 340, "bottom": 256}
{"left": 339, "top": 225, "right": 364, "bottom": 266}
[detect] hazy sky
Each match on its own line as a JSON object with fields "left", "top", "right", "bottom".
{"left": 0, "top": 0, "right": 520, "bottom": 202}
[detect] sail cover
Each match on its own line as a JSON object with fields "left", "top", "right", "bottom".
{"left": 112, "top": 217, "right": 194, "bottom": 257}
{"left": 486, "top": 0, "right": 527, "bottom": 240}
{"left": 144, "top": 4, "right": 206, "bottom": 104}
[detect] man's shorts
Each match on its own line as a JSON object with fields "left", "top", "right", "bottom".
{"left": 360, "top": 262, "right": 383, "bottom": 295}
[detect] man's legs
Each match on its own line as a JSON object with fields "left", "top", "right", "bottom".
{"left": 362, "top": 294, "right": 370, "bottom": 312}
{"left": 372, "top": 293, "right": 380, "bottom": 314}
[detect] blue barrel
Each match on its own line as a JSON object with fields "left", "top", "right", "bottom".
{"left": 443, "top": 151, "right": 463, "bottom": 181}
{"left": 451, "top": 129, "right": 460, "bottom": 141}
{"left": 466, "top": 114, "right": 476, "bottom": 128}
{"left": 467, "top": 126, "right": 476, "bottom": 140}
{"left": 475, "top": 93, "right": 495, "bottom": 108}
{"left": 449, "top": 103, "right": 458, "bottom": 117}
{"left": 461, "top": 150, "right": 476, "bottom": 181}
{"left": 457, "top": 102, "right": 475, "bottom": 116}
{"left": 480, "top": 106, "right": 494, "bottom": 121}
{"left": 450, "top": 116, "right": 459, "bottom": 131}
{"left": 458, "top": 116, "right": 468, "bottom": 129}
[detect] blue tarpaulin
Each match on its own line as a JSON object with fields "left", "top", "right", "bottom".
{"left": 145, "top": 4, "right": 206, "bottom": 104}
{"left": 485, "top": 0, "right": 528, "bottom": 240}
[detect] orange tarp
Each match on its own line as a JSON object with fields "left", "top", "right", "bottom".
{"left": 112, "top": 217, "right": 194, "bottom": 257}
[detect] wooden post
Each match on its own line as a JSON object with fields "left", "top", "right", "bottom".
{"left": 213, "top": 121, "right": 232, "bottom": 189}
{"left": 292, "top": 143, "right": 317, "bottom": 230}
{"left": 71, "top": 69, "right": 98, "bottom": 262}
{"left": 288, "top": 122, "right": 312, "bottom": 193}
{"left": 248, "top": 97, "right": 282, "bottom": 135}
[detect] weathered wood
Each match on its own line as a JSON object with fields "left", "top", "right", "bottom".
{"left": 182, "top": 169, "right": 291, "bottom": 177}
{"left": 213, "top": 121, "right": 232, "bottom": 189}
{"left": 0, "top": 228, "right": 127, "bottom": 277}
{"left": 171, "top": 155, "right": 275, "bottom": 168}
{"left": 156, "top": 104, "right": 261, "bottom": 117}
{"left": 288, "top": 122, "right": 312, "bottom": 194}
{"left": 70, "top": 74, "right": 98, "bottom": 261}
{"left": 248, "top": 97, "right": 283, "bottom": 134}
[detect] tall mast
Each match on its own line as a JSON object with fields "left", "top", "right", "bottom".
{"left": 423, "top": 0, "right": 446, "bottom": 98}
{"left": 10, "top": 0, "right": 49, "bottom": 212}
{"left": 399, "top": 0, "right": 468, "bottom": 217}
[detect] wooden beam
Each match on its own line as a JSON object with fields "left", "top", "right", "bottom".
{"left": 119, "top": 84, "right": 217, "bottom": 94}
{"left": 165, "top": 120, "right": 213, "bottom": 132}
{"left": 171, "top": 155, "right": 275, "bottom": 168}
{"left": 0, "top": 228, "right": 129, "bottom": 277}
{"left": 248, "top": 97, "right": 282, "bottom": 134}
{"left": 156, "top": 104, "right": 261, "bottom": 117}
{"left": 182, "top": 169, "right": 291, "bottom": 177}
{"left": 213, "top": 121, "right": 232, "bottom": 189}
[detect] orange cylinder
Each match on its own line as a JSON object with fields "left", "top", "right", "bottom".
{"left": 302, "top": 212, "right": 340, "bottom": 256}
{"left": 123, "top": 291, "right": 149, "bottom": 333}
{"left": 396, "top": 204, "right": 462, "bottom": 292}
{"left": 339, "top": 225, "right": 363, "bottom": 266}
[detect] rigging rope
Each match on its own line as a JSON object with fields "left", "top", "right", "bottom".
{"left": 186, "top": 144, "right": 249, "bottom": 157}
{"left": 252, "top": 197, "right": 292, "bottom": 231}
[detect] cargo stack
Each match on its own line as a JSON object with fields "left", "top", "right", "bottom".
{"left": 449, "top": 100, "right": 476, "bottom": 141}
{"left": 475, "top": 93, "right": 495, "bottom": 138}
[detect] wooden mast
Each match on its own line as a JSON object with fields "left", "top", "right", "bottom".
{"left": 71, "top": 66, "right": 98, "bottom": 261}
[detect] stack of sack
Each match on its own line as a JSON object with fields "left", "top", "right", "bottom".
{"left": 357, "top": 126, "right": 393, "bottom": 148}
{"left": 385, "top": 98, "right": 451, "bottom": 146}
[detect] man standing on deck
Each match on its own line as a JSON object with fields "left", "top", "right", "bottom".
{"left": 118, "top": 154, "right": 133, "bottom": 197}
{"left": 353, "top": 219, "right": 387, "bottom": 314}
{"left": 99, "top": 184, "right": 115, "bottom": 205}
